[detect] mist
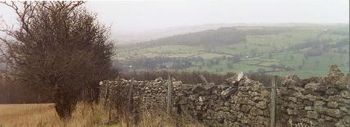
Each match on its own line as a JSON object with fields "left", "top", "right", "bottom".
{"left": 85, "top": 0, "right": 349, "bottom": 34}
{"left": 1, "top": 0, "right": 348, "bottom": 43}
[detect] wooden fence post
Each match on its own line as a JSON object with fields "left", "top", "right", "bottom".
{"left": 270, "top": 76, "right": 276, "bottom": 127}
{"left": 127, "top": 79, "right": 135, "bottom": 127}
{"left": 104, "top": 84, "right": 110, "bottom": 107}
{"left": 167, "top": 75, "right": 173, "bottom": 114}
{"left": 107, "top": 84, "right": 112, "bottom": 123}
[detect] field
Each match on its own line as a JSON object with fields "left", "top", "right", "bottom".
{"left": 0, "top": 103, "right": 111, "bottom": 127}
{"left": 0, "top": 104, "right": 60, "bottom": 127}
{"left": 117, "top": 25, "right": 349, "bottom": 78}
{"left": 0, "top": 103, "right": 202, "bottom": 127}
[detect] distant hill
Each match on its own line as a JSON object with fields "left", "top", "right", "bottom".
{"left": 117, "top": 24, "right": 349, "bottom": 78}
{"left": 134, "top": 25, "right": 302, "bottom": 48}
{"left": 114, "top": 23, "right": 342, "bottom": 45}
{"left": 141, "top": 27, "right": 246, "bottom": 48}
{"left": 114, "top": 23, "right": 237, "bottom": 44}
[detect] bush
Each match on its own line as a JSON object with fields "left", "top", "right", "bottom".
{"left": 0, "top": 1, "right": 113, "bottom": 119}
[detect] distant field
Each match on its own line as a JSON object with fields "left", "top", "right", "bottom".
{"left": 117, "top": 25, "right": 349, "bottom": 78}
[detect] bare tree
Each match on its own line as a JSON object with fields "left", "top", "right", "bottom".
{"left": 0, "top": 1, "right": 114, "bottom": 119}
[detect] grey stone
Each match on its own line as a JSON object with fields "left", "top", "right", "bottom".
{"left": 307, "top": 111, "right": 319, "bottom": 119}
{"left": 305, "top": 83, "right": 320, "bottom": 91}
{"left": 305, "top": 106, "right": 313, "bottom": 111}
{"left": 340, "top": 90, "right": 350, "bottom": 99}
{"left": 339, "top": 106, "right": 350, "bottom": 115}
{"left": 326, "top": 109, "right": 342, "bottom": 118}
{"left": 256, "top": 101, "right": 267, "bottom": 109}
{"left": 237, "top": 72, "right": 244, "bottom": 81}
{"left": 326, "top": 88, "right": 338, "bottom": 95}
{"left": 288, "top": 97, "right": 297, "bottom": 103}
{"left": 327, "top": 101, "right": 339, "bottom": 108}
{"left": 314, "top": 101, "right": 325, "bottom": 106}
{"left": 305, "top": 94, "right": 317, "bottom": 101}
{"left": 192, "top": 85, "right": 205, "bottom": 93}
{"left": 303, "top": 100, "right": 313, "bottom": 106}
{"left": 260, "top": 90, "right": 269, "bottom": 98}
{"left": 203, "top": 84, "right": 215, "bottom": 91}
{"left": 325, "top": 115, "right": 336, "bottom": 121}
{"left": 314, "top": 106, "right": 327, "bottom": 113}
{"left": 287, "top": 108, "right": 298, "bottom": 115}
{"left": 327, "top": 65, "right": 344, "bottom": 79}
{"left": 241, "top": 105, "right": 251, "bottom": 113}
{"left": 221, "top": 87, "right": 236, "bottom": 98}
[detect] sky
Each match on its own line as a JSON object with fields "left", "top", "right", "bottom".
{"left": 1, "top": 0, "right": 349, "bottom": 34}
{"left": 85, "top": 0, "right": 349, "bottom": 33}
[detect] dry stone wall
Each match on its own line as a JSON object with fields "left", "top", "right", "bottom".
{"left": 100, "top": 65, "right": 349, "bottom": 127}
{"left": 100, "top": 74, "right": 271, "bottom": 126}
{"left": 175, "top": 75, "right": 270, "bottom": 126}
{"left": 278, "top": 65, "right": 350, "bottom": 127}
{"left": 100, "top": 78, "right": 174, "bottom": 115}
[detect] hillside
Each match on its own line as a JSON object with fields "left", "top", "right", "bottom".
{"left": 140, "top": 27, "right": 245, "bottom": 48}
{"left": 116, "top": 24, "right": 349, "bottom": 78}
{"left": 114, "top": 23, "right": 237, "bottom": 44}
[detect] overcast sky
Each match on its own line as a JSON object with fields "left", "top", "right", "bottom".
{"left": 1, "top": 0, "right": 349, "bottom": 34}
{"left": 86, "top": 0, "right": 349, "bottom": 33}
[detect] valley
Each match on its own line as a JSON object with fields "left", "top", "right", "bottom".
{"left": 116, "top": 24, "right": 349, "bottom": 78}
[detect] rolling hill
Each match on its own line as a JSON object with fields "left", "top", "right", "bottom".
{"left": 116, "top": 24, "right": 349, "bottom": 78}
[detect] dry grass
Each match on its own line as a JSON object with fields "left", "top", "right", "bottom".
{"left": 0, "top": 103, "right": 61, "bottom": 127}
{"left": 135, "top": 111, "right": 204, "bottom": 127}
{"left": 0, "top": 103, "right": 109, "bottom": 127}
{"left": 0, "top": 103, "right": 203, "bottom": 127}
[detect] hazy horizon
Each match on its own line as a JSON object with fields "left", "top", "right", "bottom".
{"left": 1, "top": 0, "right": 349, "bottom": 43}
{"left": 85, "top": 0, "right": 349, "bottom": 33}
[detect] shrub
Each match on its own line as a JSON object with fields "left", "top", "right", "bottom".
{"left": 0, "top": 1, "right": 113, "bottom": 119}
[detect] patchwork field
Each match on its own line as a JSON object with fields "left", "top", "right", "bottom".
{"left": 117, "top": 25, "right": 349, "bottom": 78}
